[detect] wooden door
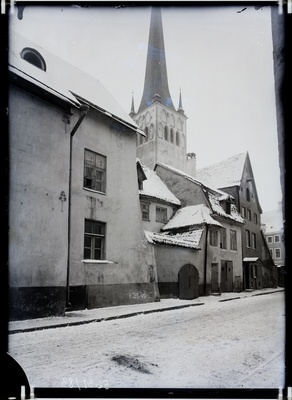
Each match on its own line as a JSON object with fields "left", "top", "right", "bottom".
{"left": 178, "top": 264, "right": 199, "bottom": 299}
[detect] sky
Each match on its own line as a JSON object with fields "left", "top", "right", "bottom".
{"left": 9, "top": 3, "right": 284, "bottom": 213}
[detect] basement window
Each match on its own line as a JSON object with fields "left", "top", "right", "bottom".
{"left": 21, "top": 47, "right": 47, "bottom": 71}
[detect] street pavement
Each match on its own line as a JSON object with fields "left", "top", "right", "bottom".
{"left": 8, "top": 287, "right": 284, "bottom": 334}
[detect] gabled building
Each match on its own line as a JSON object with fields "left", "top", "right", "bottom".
{"left": 196, "top": 151, "right": 277, "bottom": 289}
{"left": 8, "top": 32, "right": 160, "bottom": 320}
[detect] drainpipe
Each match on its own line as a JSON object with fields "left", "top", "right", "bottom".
{"left": 66, "top": 104, "right": 89, "bottom": 310}
{"left": 204, "top": 224, "right": 209, "bottom": 296}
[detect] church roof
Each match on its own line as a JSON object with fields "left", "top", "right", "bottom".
{"left": 196, "top": 152, "right": 248, "bottom": 189}
{"left": 138, "top": 7, "right": 175, "bottom": 113}
{"left": 9, "top": 31, "right": 143, "bottom": 135}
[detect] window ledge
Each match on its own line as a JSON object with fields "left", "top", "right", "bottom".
{"left": 83, "top": 187, "right": 106, "bottom": 195}
{"left": 82, "top": 259, "right": 114, "bottom": 264}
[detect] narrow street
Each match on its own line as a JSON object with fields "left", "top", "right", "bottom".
{"left": 8, "top": 291, "right": 285, "bottom": 389}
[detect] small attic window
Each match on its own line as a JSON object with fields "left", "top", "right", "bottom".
{"left": 21, "top": 47, "right": 46, "bottom": 71}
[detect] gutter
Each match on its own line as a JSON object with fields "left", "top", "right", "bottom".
{"left": 66, "top": 104, "right": 90, "bottom": 310}
{"left": 204, "top": 224, "right": 209, "bottom": 295}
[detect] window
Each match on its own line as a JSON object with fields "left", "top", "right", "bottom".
{"left": 226, "top": 201, "right": 231, "bottom": 215}
{"left": 275, "top": 248, "right": 281, "bottom": 259}
{"left": 247, "top": 209, "right": 251, "bottom": 221}
{"left": 267, "top": 236, "right": 273, "bottom": 244}
{"left": 144, "top": 127, "right": 149, "bottom": 142}
{"left": 246, "top": 229, "right": 251, "bottom": 248}
{"left": 209, "top": 228, "right": 218, "bottom": 246}
{"left": 84, "top": 220, "right": 105, "bottom": 260}
{"left": 254, "top": 212, "right": 258, "bottom": 224}
{"left": 274, "top": 235, "right": 280, "bottom": 243}
{"left": 164, "top": 126, "right": 169, "bottom": 141}
{"left": 170, "top": 128, "right": 174, "bottom": 143}
{"left": 252, "top": 264, "right": 257, "bottom": 278}
{"left": 246, "top": 188, "right": 250, "bottom": 201}
{"left": 220, "top": 228, "right": 227, "bottom": 249}
{"left": 21, "top": 47, "right": 46, "bottom": 71}
{"left": 252, "top": 232, "right": 257, "bottom": 249}
{"left": 141, "top": 203, "right": 150, "bottom": 221}
{"left": 242, "top": 206, "right": 246, "bottom": 218}
{"left": 230, "top": 229, "right": 237, "bottom": 251}
{"left": 84, "top": 149, "right": 106, "bottom": 193}
{"left": 156, "top": 207, "right": 167, "bottom": 223}
{"left": 176, "top": 132, "right": 180, "bottom": 146}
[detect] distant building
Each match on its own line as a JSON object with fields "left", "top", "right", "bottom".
{"left": 262, "top": 203, "right": 285, "bottom": 286}
{"left": 9, "top": 32, "right": 159, "bottom": 320}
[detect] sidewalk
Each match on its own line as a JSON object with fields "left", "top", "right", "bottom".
{"left": 8, "top": 287, "right": 284, "bottom": 334}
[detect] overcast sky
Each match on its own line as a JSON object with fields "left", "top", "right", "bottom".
{"left": 9, "top": 4, "right": 283, "bottom": 213}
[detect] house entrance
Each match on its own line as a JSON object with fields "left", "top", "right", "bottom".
{"left": 178, "top": 264, "right": 199, "bottom": 299}
{"left": 220, "top": 260, "right": 233, "bottom": 292}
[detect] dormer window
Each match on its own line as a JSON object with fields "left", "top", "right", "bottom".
{"left": 21, "top": 47, "right": 46, "bottom": 71}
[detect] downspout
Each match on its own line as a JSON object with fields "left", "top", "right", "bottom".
{"left": 204, "top": 224, "right": 209, "bottom": 296}
{"left": 66, "top": 104, "right": 89, "bottom": 310}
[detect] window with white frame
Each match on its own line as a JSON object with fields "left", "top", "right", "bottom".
{"left": 274, "top": 235, "right": 280, "bottom": 243}
{"left": 275, "top": 248, "right": 281, "bottom": 259}
{"left": 84, "top": 220, "right": 106, "bottom": 260}
{"left": 84, "top": 149, "right": 106, "bottom": 193}
{"left": 267, "top": 236, "right": 273, "bottom": 244}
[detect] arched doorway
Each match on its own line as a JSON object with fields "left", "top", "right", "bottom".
{"left": 178, "top": 264, "right": 199, "bottom": 299}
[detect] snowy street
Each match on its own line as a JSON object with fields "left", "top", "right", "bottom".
{"left": 8, "top": 291, "right": 285, "bottom": 389}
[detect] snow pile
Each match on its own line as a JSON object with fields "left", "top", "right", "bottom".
{"left": 196, "top": 152, "right": 247, "bottom": 189}
{"left": 162, "top": 204, "right": 222, "bottom": 231}
{"left": 139, "top": 166, "right": 181, "bottom": 205}
{"left": 145, "top": 229, "right": 203, "bottom": 249}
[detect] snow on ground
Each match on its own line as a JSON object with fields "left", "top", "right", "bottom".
{"left": 8, "top": 291, "right": 285, "bottom": 390}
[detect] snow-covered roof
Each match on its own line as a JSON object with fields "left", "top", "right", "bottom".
{"left": 207, "top": 193, "right": 245, "bottom": 224}
{"left": 162, "top": 204, "right": 222, "bottom": 231}
{"left": 9, "top": 31, "right": 143, "bottom": 135}
{"left": 145, "top": 229, "right": 203, "bottom": 249}
{"left": 139, "top": 165, "right": 181, "bottom": 206}
{"left": 196, "top": 152, "right": 247, "bottom": 189}
{"left": 155, "top": 162, "right": 233, "bottom": 199}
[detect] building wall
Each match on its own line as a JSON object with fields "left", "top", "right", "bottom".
{"left": 152, "top": 238, "right": 206, "bottom": 298}
{"left": 206, "top": 221, "right": 243, "bottom": 293}
{"left": 9, "top": 86, "right": 70, "bottom": 319}
{"left": 68, "top": 109, "right": 159, "bottom": 309}
{"left": 140, "top": 198, "right": 178, "bottom": 232}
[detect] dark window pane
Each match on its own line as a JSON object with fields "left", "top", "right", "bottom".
{"left": 84, "top": 248, "right": 91, "bottom": 259}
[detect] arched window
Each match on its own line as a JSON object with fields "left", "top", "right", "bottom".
{"left": 21, "top": 47, "right": 46, "bottom": 71}
{"left": 176, "top": 131, "right": 180, "bottom": 146}
{"left": 246, "top": 187, "right": 250, "bottom": 202}
{"left": 144, "top": 127, "right": 149, "bottom": 142}
{"left": 164, "top": 126, "right": 169, "bottom": 141}
{"left": 149, "top": 123, "right": 154, "bottom": 140}
{"left": 170, "top": 128, "right": 174, "bottom": 143}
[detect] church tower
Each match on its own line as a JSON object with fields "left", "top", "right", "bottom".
{"left": 130, "top": 7, "right": 196, "bottom": 176}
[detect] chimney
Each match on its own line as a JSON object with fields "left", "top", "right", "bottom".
{"left": 186, "top": 152, "right": 196, "bottom": 178}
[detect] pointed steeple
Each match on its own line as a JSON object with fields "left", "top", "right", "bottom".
{"left": 178, "top": 88, "right": 185, "bottom": 115}
{"left": 138, "top": 7, "right": 175, "bottom": 113}
{"left": 129, "top": 91, "right": 136, "bottom": 117}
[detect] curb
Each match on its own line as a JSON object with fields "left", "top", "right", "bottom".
{"left": 8, "top": 289, "right": 284, "bottom": 335}
{"left": 8, "top": 302, "right": 205, "bottom": 335}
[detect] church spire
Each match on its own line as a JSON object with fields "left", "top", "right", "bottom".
{"left": 138, "top": 7, "right": 175, "bottom": 113}
{"left": 129, "top": 91, "right": 136, "bottom": 117}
